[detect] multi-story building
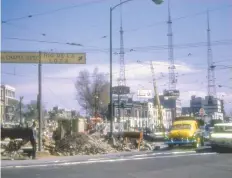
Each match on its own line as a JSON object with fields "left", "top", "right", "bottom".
{"left": 181, "top": 107, "right": 191, "bottom": 116}
{"left": 113, "top": 97, "right": 172, "bottom": 130}
{"left": 190, "top": 95, "right": 204, "bottom": 115}
{"left": 151, "top": 95, "right": 181, "bottom": 120}
{"left": 1, "top": 85, "right": 17, "bottom": 122}
{"left": 185, "top": 95, "right": 224, "bottom": 121}
{"left": 203, "top": 96, "right": 223, "bottom": 120}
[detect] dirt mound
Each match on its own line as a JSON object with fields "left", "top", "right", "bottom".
{"left": 52, "top": 133, "right": 117, "bottom": 156}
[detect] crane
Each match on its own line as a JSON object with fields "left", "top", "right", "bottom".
{"left": 150, "top": 61, "right": 165, "bottom": 135}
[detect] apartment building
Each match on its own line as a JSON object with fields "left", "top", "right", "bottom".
{"left": 1, "top": 85, "right": 17, "bottom": 122}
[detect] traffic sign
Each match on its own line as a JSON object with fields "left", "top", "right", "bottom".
{"left": 1, "top": 51, "right": 86, "bottom": 64}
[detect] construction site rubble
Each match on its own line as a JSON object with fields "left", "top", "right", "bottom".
{"left": 1, "top": 119, "right": 155, "bottom": 160}
{"left": 1, "top": 138, "right": 29, "bottom": 160}
{"left": 44, "top": 132, "right": 142, "bottom": 156}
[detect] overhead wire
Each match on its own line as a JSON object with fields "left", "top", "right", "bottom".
{"left": 45, "top": 86, "right": 73, "bottom": 109}
{"left": 1, "top": 58, "right": 230, "bottom": 81}
{"left": 1, "top": 0, "right": 110, "bottom": 23}
{"left": 1, "top": 62, "right": 205, "bottom": 81}
{"left": 124, "top": 4, "right": 232, "bottom": 33}
{"left": 1, "top": 0, "right": 111, "bottom": 45}
{"left": 3, "top": 37, "right": 232, "bottom": 53}
{"left": 2, "top": 4, "right": 231, "bottom": 47}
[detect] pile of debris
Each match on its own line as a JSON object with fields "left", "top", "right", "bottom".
{"left": 44, "top": 132, "right": 150, "bottom": 156}
{"left": 1, "top": 139, "right": 28, "bottom": 160}
{"left": 46, "top": 133, "right": 116, "bottom": 156}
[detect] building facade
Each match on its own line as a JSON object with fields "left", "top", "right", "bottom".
{"left": 113, "top": 98, "right": 172, "bottom": 130}
{"left": 1, "top": 85, "right": 17, "bottom": 123}
{"left": 203, "top": 96, "right": 223, "bottom": 120}
{"left": 183, "top": 95, "right": 224, "bottom": 121}
{"left": 190, "top": 95, "right": 204, "bottom": 115}
{"left": 151, "top": 95, "right": 182, "bottom": 120}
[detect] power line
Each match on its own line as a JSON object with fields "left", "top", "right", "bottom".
{"left": 2, "top": 22, "right": 48, "bottom": 37}
{"left": 124, "top": 4, "right": 232, "bottom": 33}
{"left": 46, "top": 86, "right": 72, "bottom": 108}
{"left": 3, "top": 37, "right": 232, "bottom": 53}
{"left": 1, "top": 64, "right": 205, "bottom": 81}
{"left": 1, "top": 60, "right": 230, "bottom": 81}
{"left": 2, "top": 3, "right": 231, "bottom": 48}
{"left": 3, "top": 37, "right": 101, "bottom": 49}
{"left": 1, "top": 0, "right": 110, "bottom": 23}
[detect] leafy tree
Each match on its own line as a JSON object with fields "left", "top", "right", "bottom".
{"left": 23, "top": 101, "right": 38, "bottom": 121}
{"left": 75, "top": 67, "right": 109, "bottom": 118}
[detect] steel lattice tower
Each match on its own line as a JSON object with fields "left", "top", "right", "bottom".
{"left": 207, "top": 10, "right": 216, "bottom": 97}
{"left": 119, "top": 0, "right": 126, "bottom": 86}
{"left": 167, "top": 0, "right": 176, "bottom": 90}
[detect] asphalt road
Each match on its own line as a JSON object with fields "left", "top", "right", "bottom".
{"left": 2, "top": 151, "right": 232, "bottom": 178}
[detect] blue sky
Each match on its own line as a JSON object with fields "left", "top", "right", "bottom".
{"left": 1, "top": 0, "right": 232, "bottom": 114}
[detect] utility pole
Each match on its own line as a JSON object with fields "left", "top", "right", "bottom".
{"left": 38, "top": 52, "right": 43, "bottom": 151}
{"left": 19, "top": 96, "right": 24, "bottom": 126}
{"left": 117, "top": 78, "right": 121, "bottom": 123}
{"left": 94, "top": 78, "right": 99, "bottom": 118}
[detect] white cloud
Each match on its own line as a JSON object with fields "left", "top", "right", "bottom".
{"left": 14, "top": 60, "right": 231, "bottom": 113}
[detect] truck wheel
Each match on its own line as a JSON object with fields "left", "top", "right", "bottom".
{"left": 168, "top": 144, "right": 173, "bottom": 149}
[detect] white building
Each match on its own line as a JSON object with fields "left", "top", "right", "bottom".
{"left": 1, "top": 85, "right": 17, "bottom": 122}
{"left": 203, "top": 96, "right": 223, "bottom": 120}
{"left": 146, "top": 102, "right": 172, "bottom": 130}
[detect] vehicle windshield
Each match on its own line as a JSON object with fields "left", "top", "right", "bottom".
{"left": 213, "top": 125, "right": 232, "bottom": 133}
{"left": 172, "top": 124, "right": 191, "bottom": 130}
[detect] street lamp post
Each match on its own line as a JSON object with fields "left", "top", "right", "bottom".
{"left": 109, "top": 0, "right": 163, "bottom": 138}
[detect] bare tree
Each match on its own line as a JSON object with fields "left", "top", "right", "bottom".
{"left": 75, "top": 67, "right": 109, "bottom": 118}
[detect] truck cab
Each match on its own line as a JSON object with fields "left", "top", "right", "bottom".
{"left": 165, "top": 117, "right": 204, "bottom": 148}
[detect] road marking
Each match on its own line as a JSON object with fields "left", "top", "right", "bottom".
{"left": 1, "top": 152, "right": 217, "bottom": 169}
{"left": 88, "top": 158, "right": 107, "bottom": 161}
{"left": 171, "top": 151, "right": 196, "bottom": 154}
{"left": 132, "top": 154, "right": 148, "bottom": 157}
{"left": 150, "top": 150, "right": 196, "bottom": 156}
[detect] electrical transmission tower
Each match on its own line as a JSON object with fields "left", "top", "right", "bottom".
{"left": 207, "top": 10, "right": 216, "bottom": 98}
{"left": 167, "top": 0, "right": 176, "bottom": 91}
{"left": 119, "top": 0, "right": 126, "bottom": 86}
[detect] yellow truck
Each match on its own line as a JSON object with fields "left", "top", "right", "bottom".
{"left": 165, "top": 117, "right": 204, "bottom": 148}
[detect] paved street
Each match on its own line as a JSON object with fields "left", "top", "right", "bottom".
{"left": 2, "top": 151, "right": 232, "bottom": 178}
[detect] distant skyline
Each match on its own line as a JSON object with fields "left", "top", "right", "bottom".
{"left": 1, "top": 0, "right": 232, "bottom": 114}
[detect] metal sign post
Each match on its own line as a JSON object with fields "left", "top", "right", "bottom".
{"left": 38, "top": 52, "right": 42, "bottom": 151}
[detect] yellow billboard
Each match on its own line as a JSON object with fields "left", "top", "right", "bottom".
{"left": 0, "top": 51, "right": 86, "bottom": 64}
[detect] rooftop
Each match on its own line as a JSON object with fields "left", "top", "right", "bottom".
{"left": 1, "top": 84, "right": 16, "bottom": 91}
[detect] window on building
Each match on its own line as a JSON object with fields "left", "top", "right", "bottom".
{"left": 144, "top": 110, "right": 147, "bottom": 117}
{"left": 1, "top": 89, "right": 3, "bottom": 100}
{"left": 137, "top": 110, "right": 140, "bottom": 117}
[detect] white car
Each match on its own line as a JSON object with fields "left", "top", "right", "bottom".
{"left": 209, "top": 123, "right": 232, "bottom": 151}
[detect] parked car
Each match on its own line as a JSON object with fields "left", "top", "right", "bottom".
{"left": 165, "top": 117, "right": 204, "bottom": 148}
{"left": 209, "top": 123, "right": 232, "bottom": 152}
